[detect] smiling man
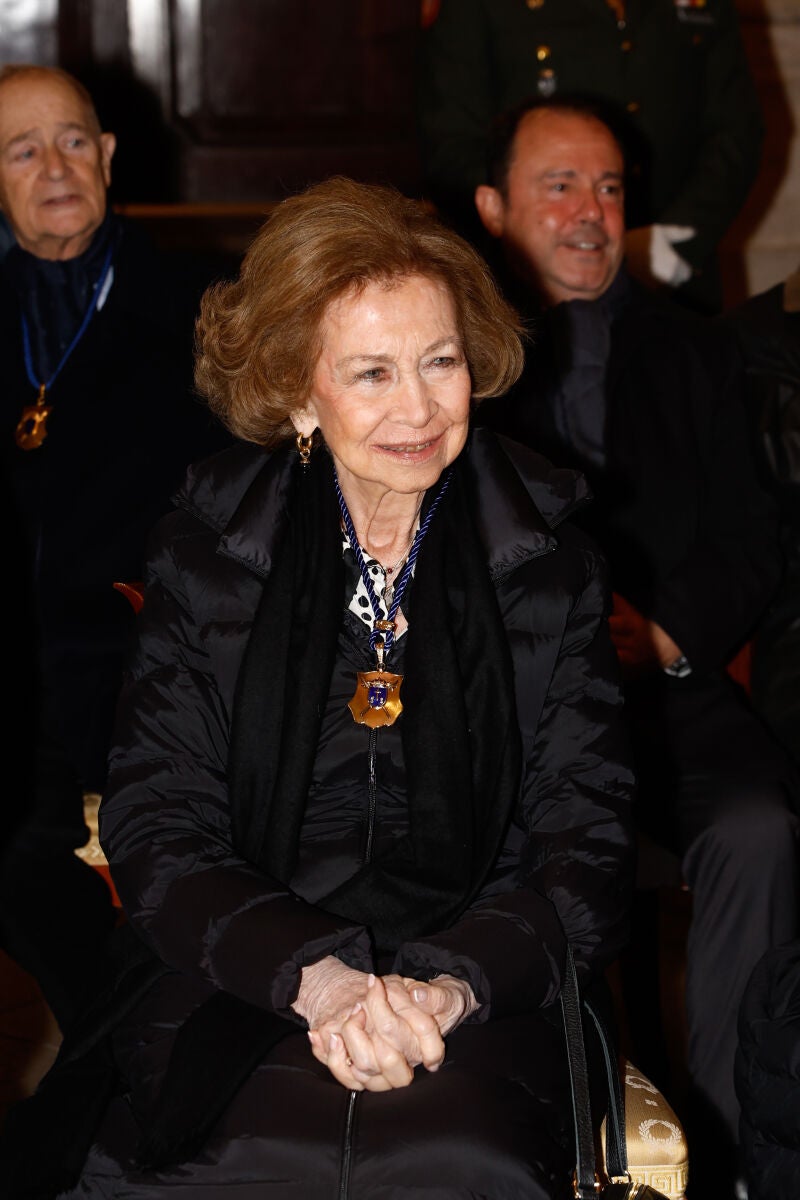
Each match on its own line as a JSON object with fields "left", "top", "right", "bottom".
{"left": 476, "top": 103, "right": 625, "bottom": 307}
{"left": 0, "top": 65, "right": 227, "bottom": 1034}
{"left": 475, "top": 97, "right": 799, "bottom": 1200}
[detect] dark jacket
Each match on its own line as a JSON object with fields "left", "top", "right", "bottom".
{"left": 0, "top": 215, "right": 229, "bottom": 788}
{"left": 477, "top": 276, "right": 789, "bottom": 839}
{"left": 722, "top": 280, "right": 800, "bottom": 771}
{"left": 479, "top": 277, "right": 781, "bottom": 677}
{"left": 725, "top": 279, "right": 800, "bottom": 530}
{"left": 14, "top": 429, "right": 635, "bottom": 1195}
{"left": 102, "top": 430, "right": 634, "bottom": 1016}
{"left": 736, "top": 939, "right": 800, "bottom": 1200}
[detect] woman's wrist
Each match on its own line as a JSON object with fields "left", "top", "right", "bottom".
{"left": 422, "top": 974, "right": 480, "bottom": 1034}
{"left": 439, "top": 974, "right": 479, "bottom": 1015}
{"left": 293, "top": 955, "right": 368, "bottom": 1028}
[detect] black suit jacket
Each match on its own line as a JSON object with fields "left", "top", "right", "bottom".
{"left": 0, "top": 216, "right": 231, "bottom": 787}
{"left": 479, "top": 277, "right": 780, "bottom": 677}
{"left": 478, "top": 276, "right": 789, "bottom": 808}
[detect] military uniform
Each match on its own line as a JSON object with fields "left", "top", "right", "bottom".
{"left": 417, "top": 0, "right": 763, "bottom": 307}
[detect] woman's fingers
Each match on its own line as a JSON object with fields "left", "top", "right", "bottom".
{"left": 325, "top": 1031, "right": 366, "bottom": 1091}
{"left": 409, "top": 975, "right": 478, "bottom": 1038}
{"left": 310, "top": 1002, "right": 414, "bottom": 1091}
{"left": 309, "top": 973, "right": 467, "bottom": 1089}
{"left": 313, "top": 1001, "right": 367, "bottom": 1057}
{"left": 381, "top": 981, "right": 446, "bottom": 1071}
{"left": 340, "top": 997, "right": 414, "bottom": 1089}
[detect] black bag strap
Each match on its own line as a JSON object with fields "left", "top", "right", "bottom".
{"left": 584, "top": 992, "right": 627, "bottom": 1181}
{"left": 560, "top": 945, "right": 629, "bottom": 1198}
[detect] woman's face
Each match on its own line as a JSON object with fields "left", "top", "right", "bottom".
{"left": 293, "top": 274, "right": 472, "bottom": 503}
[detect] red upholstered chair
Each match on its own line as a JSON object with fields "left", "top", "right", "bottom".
{"left": 75, "top": 581, "right": 146, "bottom": 908}
{"left": 726, "top": 640, "right": 752, "bottom": 693}
{"left": 112, "top": 580, "right": 145, "bottom": 614}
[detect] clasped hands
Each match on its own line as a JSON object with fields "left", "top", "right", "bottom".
{"left": 293, "top": 955, "right": 477, "bottom": 1092}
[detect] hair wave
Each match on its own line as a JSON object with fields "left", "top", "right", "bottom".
{"left": 195, "top": 177, "right": 524, "bottom": 446}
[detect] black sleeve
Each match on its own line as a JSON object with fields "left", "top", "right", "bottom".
{"left": 100, "top": 531, "right": 374, "bottom": 1020}
{"left": 648, "top": 330, "right": 781, "bottom": 670}
{"left": 658, "top": 0, "right": 763, "bottom": 267}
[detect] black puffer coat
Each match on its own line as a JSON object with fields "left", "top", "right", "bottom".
{"left": 736, "top": 939, "right": 800, "bottom": 1199}
{"left": 66, "top": 429, "right": 634, "bottom": 1199}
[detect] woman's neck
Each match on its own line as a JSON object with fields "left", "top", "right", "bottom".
{"left": 338, "top": 476, "right": 424, "bottom": 568}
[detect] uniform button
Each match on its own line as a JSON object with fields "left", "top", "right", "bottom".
{"left": 536, "top": 44, "right": 551, "bottom": 61}
{"left": 620, "top": 40, "right": 632, "bottom": 52}
{"left": 537, "top": 67, "right": 556, "bottom": 97}
{"left": 626, "top": 100, "right": 640, "bottom": 114}
{"left": 526, "top": 0, "right": 545, "bottom": 8}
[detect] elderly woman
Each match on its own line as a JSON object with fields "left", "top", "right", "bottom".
{"left": 17, "top": 177, "right": 633, "bottom": 1199}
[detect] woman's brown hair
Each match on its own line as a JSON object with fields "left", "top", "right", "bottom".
{"left": 195, "top": 177, "right": 524, "bottom": 446}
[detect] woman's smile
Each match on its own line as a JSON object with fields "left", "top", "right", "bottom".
{"left": 293, "top": 273, "right": 472, "bottom": 508}
{"left": 374, "top": 433, "right": 443, "bottom": 456}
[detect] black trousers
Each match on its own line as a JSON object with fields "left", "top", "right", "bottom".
{"left": 59, "top": 970, "right": 588, "bottom": 1199}
{"left": 628, "top": 671, "right": 799, "bottom": 1166}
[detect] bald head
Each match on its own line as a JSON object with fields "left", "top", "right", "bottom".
{"left": 0, "top": 65, "right": 114, "bottom": 260}
{"left": 0, "top": 66, "right": 102, "bottom": 133}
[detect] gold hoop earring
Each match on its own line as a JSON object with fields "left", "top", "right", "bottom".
{"left": 296, "top": 431, "right": 314, "bottom": 468}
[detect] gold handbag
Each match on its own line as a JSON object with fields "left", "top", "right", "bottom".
{"left": 601, "top": 1185, "right": 672, "bottom": 1199}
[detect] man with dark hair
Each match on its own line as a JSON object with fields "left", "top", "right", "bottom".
{"left": 473, "top": 98, "right": 798, "bottom": 1198}
{"left": 0, "top": 65, "right": 227, "bottom": 1030}
{"left": 417, "top": 0, "right": 763, "bottom": 313}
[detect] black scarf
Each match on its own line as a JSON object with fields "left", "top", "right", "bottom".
{"left": 229, "top": 443, "right": 522, "bottom": 952}
{"left": 7, "top": 211, "right": 118, "bottom": 382}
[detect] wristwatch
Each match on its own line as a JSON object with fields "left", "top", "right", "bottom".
{"left": 663, "top": 653, "right": 692, "bottom": 679}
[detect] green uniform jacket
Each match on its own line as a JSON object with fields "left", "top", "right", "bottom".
{"left": 417, "top": 0, "right": 763, "bottom": 274}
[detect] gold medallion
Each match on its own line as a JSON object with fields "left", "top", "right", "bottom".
{"left": 16, "top": 386, "right": 52, "bottom": 451}
{"left": 348, "top": 670, "right": 404, "bottom": 728}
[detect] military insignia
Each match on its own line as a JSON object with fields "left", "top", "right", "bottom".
{"left": 674, "top": 0, "right": 714, "bottom": 24}
{"left": 537, "top": 68, "right": 557, "bottom": 99}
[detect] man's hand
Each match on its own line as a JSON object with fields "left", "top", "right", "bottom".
{"left": 609, "top": 592, "right": 683, "bottom": 676}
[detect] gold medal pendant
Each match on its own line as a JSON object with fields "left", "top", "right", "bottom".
{"left": 348, "top": 670, "right": 403, "bottom": 728}
{"left": 15, "top": 385, "right": 51, "bottom": 451}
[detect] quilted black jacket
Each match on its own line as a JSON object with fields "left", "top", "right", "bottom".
{"left": 100, "top": 428, "right": 635, "bottom": 1019}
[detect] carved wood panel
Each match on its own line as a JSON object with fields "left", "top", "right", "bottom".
{"left": 1, "top": 0, "right": 423, "bottom": 203}
{"left": 166, "top": 0, "right": 421, "bottom": 200}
